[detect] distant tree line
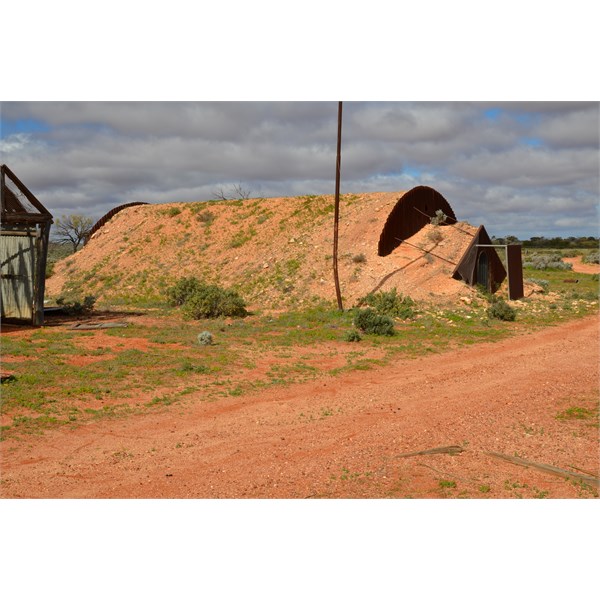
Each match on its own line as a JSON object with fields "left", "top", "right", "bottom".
{"left": 492, "top": 235, "right": 599, "bottom": 249}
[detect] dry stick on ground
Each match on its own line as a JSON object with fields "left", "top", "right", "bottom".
{"left": 485, "top": 451, "right": 600, "bottom": 488}
{"left": 568, "top": 464, "right": 599, "bottom": 477}
{"left": 416, "top": 462, "right": 466, "bottom": 480}
{"left": 395, "top": 445, "right": 465, "bottom": 458}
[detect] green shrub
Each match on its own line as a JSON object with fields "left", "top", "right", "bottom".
{"left": 523, "top": 252, "right": 572, "bottom": 270}
{"left": 525, "top": 278, "right": 549, "bottom": 293}
{"left": 354, "top": 309, "right": 395, "bottom": 336}
{"left": 197, "top": 331, "right": 213, "bottom": 345}
{"left": 167, "top": 277, "right": 248, "bottom": 319}
{"left": 583, "top": 251, "right": 599, "bottom": 264}
{"left": 56, "top": 295, "right": 96, "bottom": 315}
{"left": 430, "top": 209, "right": 448, "bottom": 226}
{"left": 487, "top": 297, "right": 516, "bottom": 321}
{"left": 344, "top": 330, "right": 362, "bottom": 342}
{"left": 166, "top": 277, "right": 204, "bottom": 306}
{"left": 360, "top": 288, "right": 415, "bottom": 319}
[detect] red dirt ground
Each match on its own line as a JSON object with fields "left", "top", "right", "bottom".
{"left": 2, "top": 313, "right": 598, "bottom": 499}
{"left": 562, "top": 255, "right": 600, "bottom": 275}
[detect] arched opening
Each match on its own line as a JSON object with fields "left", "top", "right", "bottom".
{"left": 377, "top": 186, "right": 456, "bottom": 256}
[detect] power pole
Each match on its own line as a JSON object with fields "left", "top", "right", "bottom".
{"left": 333, "top": 101, "right": 344, "bottom": 311}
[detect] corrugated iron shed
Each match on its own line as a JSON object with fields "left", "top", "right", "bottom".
{"left": 1, "top": 164, "right": 53, "bottom": 325}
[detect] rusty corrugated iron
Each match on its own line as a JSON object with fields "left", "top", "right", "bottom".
{"left": 452, "top": 225, "right": 506, "bottom": 293}
{"left": 85, "top": 202, "right": 149, "bottom": 244}
{"left": 378, "top": 186, "right": 456, "bottom": 256}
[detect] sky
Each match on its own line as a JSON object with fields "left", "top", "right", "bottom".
{"left": 1, "top": 101, "right": 598, "bottom": 240}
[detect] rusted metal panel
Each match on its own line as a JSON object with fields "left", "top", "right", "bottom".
{"left": 378, "top": 186, "right": 456, "bottom": 256}
{"left": 85, "top": 202, "right": 149, "bottom": 244}
{"left": 452, "top": 225, "right": 506, "bottom": 293}
{"left": 506, "top": 244, "right": 524, "bottom": 300}
{"left": 0, "top": 231, "right": 36, "bottom": 321}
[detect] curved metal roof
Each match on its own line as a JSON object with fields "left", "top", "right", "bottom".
{"left": 377, "top": 186, "right": 456, "bottom": 256}
{"left": 85, "top": 202, "right": 149, "bottom": 244}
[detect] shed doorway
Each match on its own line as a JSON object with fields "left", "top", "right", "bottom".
{"left": 0, "top": 231, "right": 36, "bottom": 321}
{"left": 477, "top": 251, "right": 490, "bottom": 292}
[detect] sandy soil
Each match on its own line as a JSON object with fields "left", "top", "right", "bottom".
{"left": 2, "top": 314, "right": 598, "bottom": 499}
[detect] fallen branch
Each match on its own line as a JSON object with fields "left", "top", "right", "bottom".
{"left": 485, "top": 451, "right": 600, "bottom": 488}
{"left": 396, "top": 445, "right": 465, "bottom": 458}
{"left": 568, "top": 464, "right": 599, "bottom": 478}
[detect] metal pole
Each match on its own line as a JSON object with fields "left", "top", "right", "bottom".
{"left": 332, "top": 101, "right": 343, "bottom": 311}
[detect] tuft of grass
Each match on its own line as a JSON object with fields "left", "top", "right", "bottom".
{"left": 556, "top": 406, "right": 597, "bottom": 422}
{"left": 439, "top": 480, "right": 457, "bottom": 489}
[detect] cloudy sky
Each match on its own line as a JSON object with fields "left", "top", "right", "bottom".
{"left": 1, "top": 101, "right": 598, "bottom": 240}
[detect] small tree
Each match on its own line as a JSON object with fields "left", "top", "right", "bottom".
{"left": 53, "top": 214, "right": 94, "bottom": 252}
{"left": 212, "top": 183, "right": 252, "bottom": 201}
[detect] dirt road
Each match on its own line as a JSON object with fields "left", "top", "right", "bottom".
{"left": 1, "top": 315, "right": 598, "bottom": 499}
{"left": 562, "top": 255, "right": 600, "bottom": 275}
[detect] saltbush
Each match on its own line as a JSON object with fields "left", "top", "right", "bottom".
{"left": 166, "top": 277, "right": 247, "bottom": 319}
{"left": 583, "top": 251, "right": 599, "bottom": 264}
{"left": 430, "top": 209, "right": 448, "bottom": 226}
{"left": 344, "top": 330, "right": 362, "bottom": 342}
{"left": 197, "top": 331, "right": 214, "bottom": 345}
{"left": 486, "top": 297, "right": 516, "bottom": 321}
{"left": 523, "top": 253, "right": 572, "bottom": 270}
{"left": 360, "top": 288, "right": 415, "bottom": 320}
{"left": 166, "top": 276, "right": 203, "bottom": 306}
{"left": 354, "top": 308, "right": 395, "bottom": 336}
{"left": 525, "top": 278, "right": 549, "bottom": 293}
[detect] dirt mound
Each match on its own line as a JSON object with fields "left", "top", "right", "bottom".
{"left": 46, "top": 192, "right": 481, "bottom": 310}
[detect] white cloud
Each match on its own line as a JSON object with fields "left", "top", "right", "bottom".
{"left": 1, "top": 101, "right": 598, "bottom": 238}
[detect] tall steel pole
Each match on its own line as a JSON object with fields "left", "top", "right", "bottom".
{"left": 333, "top": 101, "right": 344, "bottom": 311}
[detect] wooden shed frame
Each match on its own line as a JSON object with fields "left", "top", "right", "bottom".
{"left": 1, "top": 164, "right": 53, "bottom": 326}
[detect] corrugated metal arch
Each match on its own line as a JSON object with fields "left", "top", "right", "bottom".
{"left": 377, "top": 186, "right": 456, "bottom": 256}
{"left": 85, "top": 202, "right": 149, "bottom": 244}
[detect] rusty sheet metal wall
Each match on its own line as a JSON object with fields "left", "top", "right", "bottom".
{"left": 506, "top": 244, "right": 524, "bottom": 300}
{"left": 378, "top": 186, "right": 457, "bottom": 256}
{"left": 1, "top": 231, "right": 36, "bottom": 321}
{"left": 452, "top": 225, "right": 506, "bottom": 293}
{"left": 85, "top": 202, "right": 149, "bottom": 244}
